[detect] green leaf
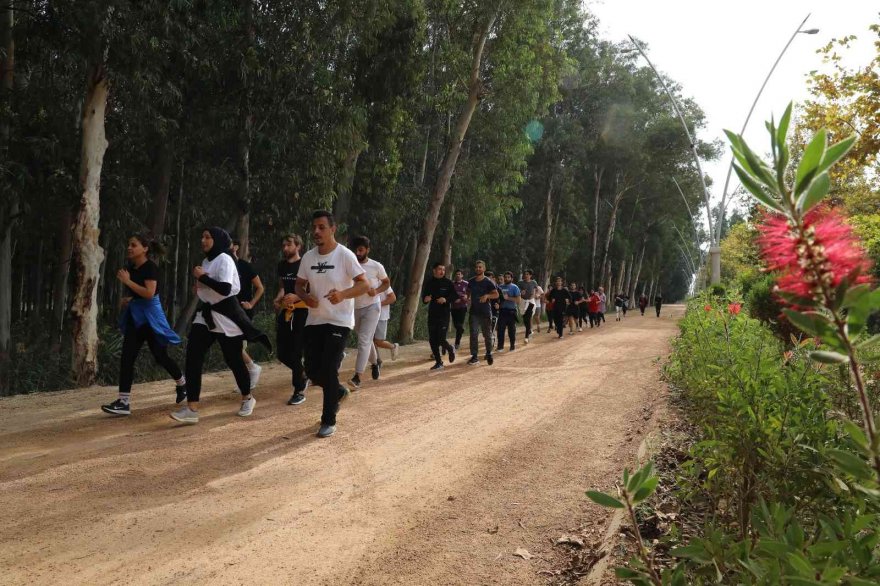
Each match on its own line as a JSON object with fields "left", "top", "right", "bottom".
{"left": 782, "top": 309, "right": 830, "bottom": 337}
{"left": 670, "top": 543, "right": 711, "bottom": 563}
{"left": 776, "top": 102, "right": 793, "bottom": 146}
{"left": 816, "top": 134, "right": 857, "bottom": 175}
{"left": 809, "top": 350, "right": 849, "bottom": 364}
{"left": 855, "top": 334, "right": 880, "bottom": 349}
{"left": 786, "top": 551, "right": 815, "bottom": 576}
{"left": 586, "top": 490, "right": 624, "bottom": 509}
{"left": 734, "top": 164, "right": 783, "bottom": 211}
{"left": 827, "top": 448, "right": 872, "bottom": 479}
{"left": 783, "top": 578, "right": 823, "bottom": 586}
{"left": 795, "top": 129, "right": 827, "bottom": 195}
{"left": 842, "top": 420, "right": 870, "bottom": 452}
{"left": 796, "top": 171, "right": 830, "bottom": 213}
{"left": 633, "top": 476, "right": 659, "bottom": 503}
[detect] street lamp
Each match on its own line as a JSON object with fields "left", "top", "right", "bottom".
{"left": 629, "top": 14, "right": 818, "bottom": 285}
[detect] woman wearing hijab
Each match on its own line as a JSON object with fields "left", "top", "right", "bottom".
{"left": 171, "top": 227, "right": 270, "bottom": 425}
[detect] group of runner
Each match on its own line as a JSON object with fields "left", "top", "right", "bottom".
{"left": 100, "top": 209, "right": 664, "bottom": 438}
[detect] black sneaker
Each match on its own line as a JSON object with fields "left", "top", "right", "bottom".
{"left": 175, "top": 385, "right": 187, "bottom": 405}
{"left": 430, "top": 362, "right": 444, "bottom": 371}
{"left": 485, "top": 353, "right": 494, "bottom": 366}
{"left": 349, "top": 373, "right": 361, "bottom": 390}
{"left": 287, "top": 392, "right": 306, "bottom": 406}
{"left": 448, "top": 346, "right": 456, "bottom": 364}
{"left": 101, "top": 399, "right": 130, "bottom": 416}
{"left": 337, "top": 385, "right": 351, "bottom": 413}
{"left": 467, "top": 356, "right": 479, "bottom": 366}
{"left": 371, "top": 361, "right": 381, "bottom": 380}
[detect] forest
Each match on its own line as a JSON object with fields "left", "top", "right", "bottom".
{"left": 0, "top": 0, "right": 717, "bottom": 395}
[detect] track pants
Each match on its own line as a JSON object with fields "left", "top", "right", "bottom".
{"left": 276, "top": 308, "right": 308, "bottom": 392}
{"left": 428, "top": 314, "right": 454, "bottom": 363}
{"left": 451, "top": 307, "right": 467, "bottom": 347}
{"left": 119, "top": 324, "right": 182, "bottom": 394}
{"left": 469, "top": 313, "right": 493, "bottom": 358}
{"left": 552, "top": 310, "right": 565, "bottom": 336}
{"left": 185, "top": 323, "right": 248, "bottom": 402}
{"left": 303, "top": 324, "right": 350, "bottom": 426}
{"left": 353, "top": 303, "right": 381, "bottom": 375}
{"left": 522, "top": 304, "right": 534, "bottom": 338}
{"left": 496, "top": 308, "right": 517, "bottom": 350}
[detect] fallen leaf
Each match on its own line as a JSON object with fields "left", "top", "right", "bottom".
{"left": 488, "top": 525, "right": 499, "bottom": 534}
{"left": 518, "top": 519, "right": 527, "bottom": 530}
{"left": 513, "top": 548, "right": 534, "bottom": 560}
{"left": 447, "top": 495, "right": 456, "bottom": 501}
{"left": 555, "top": 535, "right": 585, "bottom": 548}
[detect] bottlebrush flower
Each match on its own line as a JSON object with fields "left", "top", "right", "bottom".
{"left": 704, "top": 304, "right": 712, "bottom": 312}
{"left": 728, "top": 303, "right": 742, "bottom": 315}
{"left": 757, "top": 207, "right": 872, "bottom": 304}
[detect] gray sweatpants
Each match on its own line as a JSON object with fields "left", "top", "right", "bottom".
{"left": 354, "top": 303, "right": 381, "bottom": 375}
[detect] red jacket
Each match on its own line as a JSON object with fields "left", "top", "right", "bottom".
{"left": 588, "top": 293, "right": 600, "bottom": 313}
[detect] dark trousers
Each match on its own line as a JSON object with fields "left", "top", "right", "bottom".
{"left": 655, "top": 304, "right": 662, "bottom": 317}
{"left": 451, "top": 307, "right": 467, "bottom": 347}
{"left": 497, "top": 308, "right": 517, "bottom": 350}
{"left": 428, "top": 314, "right": 454, "bottom": 363}
{"left": 303, "top": 324, "right": 349, "bottom": 426}
{"left": 523, "top": 304, "right": 534, "bottom": 338}
{"left": 588, "top": 312, "right": 598, "bottom": 327}
{"left": 469, "top": 312, "right": 493, "bottom": 357}
{"left": 119, "top": 324, "right": 182, "bottom": 394}
{"left": 578, "top": 305, "right": 588, "bottom": 328}
{"left": 277, "top": 308, "right": 308, "bottom": 392}
{"left": 185, "top": 323, "right": 248, "bottom": 402}
{"left": 552, "top": 310, "right": 565, "bottom": 336}
{"left": 598, "top": 311, "right": 606, "bottom": 323}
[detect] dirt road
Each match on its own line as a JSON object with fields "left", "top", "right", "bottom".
{"left": 0, "top": 307, "right": 682, "bottom": 585}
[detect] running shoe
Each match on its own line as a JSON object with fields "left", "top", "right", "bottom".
{"left": 509, "top": 346, "right": 515, "bottom": 352}
{"left": 454, "top": 343, "right": 461, "bottom": 351}
{"left": 486, "top": 353, "right": 494, "bottom": 366}
{"left": 448, "top": 346, "right": 456, "bottom": 364}
{"left": 430, "top": 362, "right": 444, "bottom": 371}
{"left": 175, "top": 385, "right": 187, "bottom": 404}
{"left": 238, "top": 396, "right": 256, "bottom": 417}
{"left": 101, "top": 399, "right": 130, "bottom": 416}
{"left": 467, "top": 356, "right": 479, "bottom": 366}
{"left": 371, "top": 359, "right": 381, "bottom": 380}
{"left": 170, "top": 406, "right": 199, "bottom": 424}
{"left": 337, "top": 385, "right": 351, "bottom": 412}
{"left": 391, "top": 343, "right": 400, "bottom": 361}
{"left": 349, "top": 373, "right": 361, "bottom": 390}
{"left": 317, "top": 424, "right": 336, "bottom": 438}
{"left": 496, "top": 348, "right": 505, "bottom": 354}
{"left": 524, "top": 336, "right": 530, "bottom": 344}
{"left": 287, "top": 392, "right": 306, "bottom": 406}
{"left": 577, "top": 327, "right": 583, "bottom": 332}
{"left": 248, "top": 362, "right": 262, "bottom": 389}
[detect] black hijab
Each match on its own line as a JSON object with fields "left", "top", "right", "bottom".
{"left": 205, "top": 226, "right": 232, "bottom": 261}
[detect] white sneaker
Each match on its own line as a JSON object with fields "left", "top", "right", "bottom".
{"left": 170, "top": 406, "right": 199, "bottom": 424}
{"left": 391, "top": 343, "right": 400, "bottom": 361}
{"left": 248, "top": 362, "right": 262, "bottom": 390}
{"left": 524, "top": 336, "right": 530, "bottom": 344}
{"left": 577, "top": 327, "right": 582, "bottom": 332}
{"left": 238, "top": 396, "right": 256, "bottom": 417}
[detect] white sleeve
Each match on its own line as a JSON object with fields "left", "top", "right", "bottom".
{"left": 296, "top": 252, "right": 310, "bottom": 280}
{"left": 217, "top": 255, "right": 241, "bottom": 296}
{"left": 376, "top": 261, "right": 388, "bottom": 280}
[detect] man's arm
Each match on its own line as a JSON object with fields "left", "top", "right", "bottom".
{"left": 243, "top": 275, "right": 265, "bottom": 309}
{"left": 295, "top": 277, "right": 319, "bottom": 308}
{"left": 374, "top": 275, "right": 391, "bottom": 295}
{"left": 327, "top": 273, "right": 368, "bottom": 304}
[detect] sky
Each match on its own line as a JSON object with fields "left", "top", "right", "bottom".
{"left": 584, "top": 0, "right": 878, "bottom": 221}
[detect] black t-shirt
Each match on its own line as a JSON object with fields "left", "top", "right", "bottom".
{"left": 126, "top": 259, "right": 160, "bottom": 299}
{"left": 235, "top": 258, "right": 259, "bottom": 303}
{"left": 422, "top": 277, "right": 456, "bottom": 318}
{"left": 468, "top": 277, "right": 497, "bottom": 316}
{"left": 547, "top": 287, "right": 571, "bottom": 312}
{"left": 277, "top": 259, "right": 300, "bottom": 295}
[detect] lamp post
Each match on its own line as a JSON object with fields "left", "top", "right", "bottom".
{"left": 629, "top": 14, "right": 818, "bottom": 285}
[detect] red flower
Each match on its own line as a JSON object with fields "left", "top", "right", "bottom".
{"left": 728, "top": 303, "right": 742, "bottom": 315}
{"left": 704, "top": 304, "right": 712, "bottom": 312}
{"left": 757, "top": 207, "right": 872, "bottom": 304}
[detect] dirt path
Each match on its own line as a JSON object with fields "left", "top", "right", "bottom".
{"left": 0, "top": 306, "right": 682, "bottom": 585}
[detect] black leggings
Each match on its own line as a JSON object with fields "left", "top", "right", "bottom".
{"left": 451, "top": 307, "right": 467, "bottom": 347}
{"left": 497, "top": 309, "right": 517, "bottom": 350}
{"left": 428, "top": 315, "right": 454, "bottom": 362}
{"left": 119, "top": 324, "right": 182, "bottom": 393}
{"left": 552, "top": 310, "right": 565, "bottom": 336}
{"left": 303, "top": 324, "right": 349, "bottom": 426}
{"left": 522, "top": 304, "right": 534, "bottom": 338}
{"left": 185, "top": 323, "right": 249, "bottom": 402}
{"left": 578, "top": 305, "right": 588, "bottom": 328}
{"left": 277, "top": 308, "right": 308, "bottom": 392}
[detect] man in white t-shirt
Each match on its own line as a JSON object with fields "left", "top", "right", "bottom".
{"left": 295, "top": 210, "right": 368, "bottom": 438}
{"left": 348, "top": 235, "right": 390, "bottom": 389}
{"left": 368, "top": 287, "right": 399, "bottom": 380}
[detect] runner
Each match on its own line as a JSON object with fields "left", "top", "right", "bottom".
{"left": 170, "top": 227, "right": 271, "bottom": 425}
{"left": 466, "top": 260, "right": 499, "bottom": 366}
{"left": 654, "top": 292, "right": 663, "bottom": 317}
{"left": 273, "top": 234, "right": 310, "bottom": 406}
{"left": 545, "top": 276, "right": 571, "bottom": 339}
{"left": 496, "top": 271, "right": 521, "bottom": 352}
{"left": 451, "top": 269, "right": 469, "bottom": 350}
{"left": 577, "top": 285, "right": 589, "bottom": 330}
{"left": 295, "top": 210, "right": 368, "bottom": 438}
{"left": 597, "top": 286, "right": 607, "bottom": 324}
{"left": 422, "top": 262, "right": 457, "bottom": 370}
{"left": 349, "top": 236, "right": 390, "bottom": 390}
{"left": 587, "top": 289, "right": 601, "bottom": 328}
{"left": 368, "top": 287, "right": 399, "bottom": 379}
{"left": 517, "top": 269, "right": 538, "bottom": 343}
{"left": 232, "top": 239, "right": 265, "bottom": 390}
{"left": 101, "top": 234, "right": 186, "bottom": 416}
{"left": 532, "top": 281, "right": 544, "bottom": 335}
{"left": 638, "top": 293, "right": 649, "bottom": 316}
{"left": 565, "top": 281, "right": 583, "bottom": 335}
{"left": 614, "top": 292, "right": 628, "bottom": 321}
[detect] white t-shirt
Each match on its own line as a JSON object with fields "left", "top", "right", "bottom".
{"left": 193, "top": 253, "right": 243, "bottom": 336}
{"left": 354, "top": 258, "right": 388, "bottom": 310}
{"left": 297, "top": 244, "right": 365, "bottom": 329}
{"left": 379, "top": 287, "right": 394, "bottom": 321}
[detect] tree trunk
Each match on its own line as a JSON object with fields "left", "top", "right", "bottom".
{"left": 52, "top": 206, "right": 74, "bottom": 339}
{"left": 541, "top": 175, "right": 555, "bottom": 288}
{"left": 70, "top": 62, "right": 109, "bottom": 386}
{"left": 398, "top": 12, "right": 497, "bottom": 343}
{"left": 441, "top": 196, "right": 455, "bottom": 269}
{"left": 629, "top": 240, "right": 646, "bottom": 304}
{"left": 171, "top": 161, "right": 184, "bottom": 323}
{"left": 589, "top": 166, "right": 603, "bottom": 288}
{"left": 334, "top": 145, "right": 363, "bottom": 234}
{"left": 148, "top": 138, "right": 173, "bottom": 237}
{"left": 0, "top": 1, "right": 14, "bottom": 360}
{"left": 598, "top": 176, "right": 633, "bottom": 288}
{"left": 235, "top": 0, "right": 254, "bottom": 259}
